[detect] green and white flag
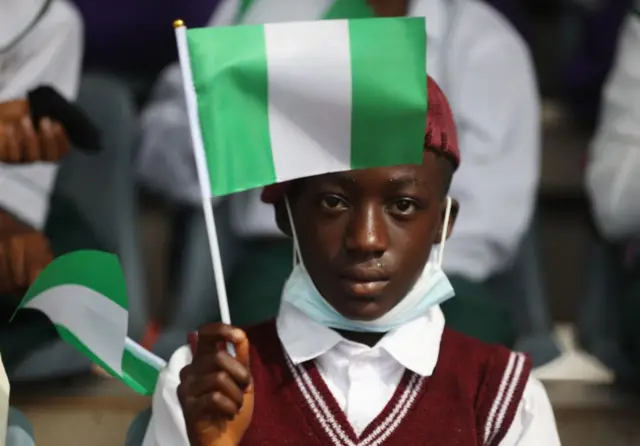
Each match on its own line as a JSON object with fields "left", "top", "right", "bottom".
{"left": 177, "top": 17, "right": 427, "bottom": 196}
{"left": 14, "top": 251, "right": 166, "bottom": 396}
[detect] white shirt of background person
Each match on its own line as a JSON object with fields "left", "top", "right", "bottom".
{"left": 0, "top": 0, "right": 83, "bottom": 230}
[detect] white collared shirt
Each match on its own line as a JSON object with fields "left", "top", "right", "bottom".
{"left": 142, "top": 303, "right": 560, "bottom": 445}
{"left": 276, "top": 303, "right": 445, "bottom": 435}
{"left": 137, "top": 0, "right": 540, "bottom": 281}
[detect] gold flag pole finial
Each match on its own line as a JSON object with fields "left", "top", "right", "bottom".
{"left": 173, "top": 19, "right": 185, "bottom": 29}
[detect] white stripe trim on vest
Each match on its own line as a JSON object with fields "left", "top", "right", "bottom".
{"left": 487, "top": 352, "right": 526, "bottom": 445}
{"left": 285, "top": 354, "right": 425, "bottom": 446}
{"left": 483, "top": 352, "right": 526, "bottom": 445}
{"left": 286, "top": 355, "right": 345, "bottom": 446}
{"left": 482, "top": 351, "right": 515, "bottom": 443}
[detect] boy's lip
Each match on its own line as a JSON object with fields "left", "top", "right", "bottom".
{"left": 341, "top": 279, "right": 389, "bottom": 297}
{"left": 338, "top": 267, "right": 391, "bottom": 297}
{"left": 339, "top": 268, "right": 390, "bottom": 283}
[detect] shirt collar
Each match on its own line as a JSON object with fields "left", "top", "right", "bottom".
{"left": 276, "top": 302, "right": 445, "bottom": 377}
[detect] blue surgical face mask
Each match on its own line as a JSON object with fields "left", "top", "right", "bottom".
{"left": 280, "top": 197, "right": 456, "bottom": 333}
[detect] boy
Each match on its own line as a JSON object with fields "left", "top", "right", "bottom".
{"left": 142, "top": 77, "right": 559, "bottom": 445}
{"left": 137, "top": 0, "right": 540, "bottom": 348}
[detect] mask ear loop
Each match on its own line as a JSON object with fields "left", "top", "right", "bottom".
{"left": 284, "top": 195, "right": 303, "bottom": 268}
{"left": 436, "top": 196, "right": 452, "bottom": 269}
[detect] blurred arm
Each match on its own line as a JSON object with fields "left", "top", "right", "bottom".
{"left": 444, "top": 32, "right": 540, "bottom": 281}
{"left": 0, "top": 0, "right": 83, "bottom": 102}
{"left": 586, "top": 13, "right": 640, "bottom": 240}
{"left": 136, "top": 0, "right": 239, "bottom": 206}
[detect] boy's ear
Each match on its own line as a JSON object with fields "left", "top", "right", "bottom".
{"left": 436, "top": 198, "right": 459, "bottom": 242}
{"left": 274, "top": 201, "right": 294, "bottom": 238}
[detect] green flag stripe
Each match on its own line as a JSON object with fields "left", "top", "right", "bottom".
{"left": 55, "top": 326, "right": 160, "bottom": 396}
{"left": 188, "top": 25, "right": 275, "bottom": 196}
{"left": 21, "top": 251, "right": 128, "bottom": 310}
{"left": 348, "top": 18, "right": 427, "bottom": 169}
{"left": 324, "top": 0, "right": 375, "bottom": 19}
{"left": 122, "top": 348, "right": 163, "bottom": 395}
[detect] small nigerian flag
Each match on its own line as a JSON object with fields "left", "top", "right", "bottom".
{"left": 14, "top": 251, "right": 166, "bottom": 396}
{"left": 177, "top": 17, "right": 427, "bottom": 196}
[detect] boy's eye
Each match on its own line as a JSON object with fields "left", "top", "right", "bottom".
{"left": 320, "top": 195, "right": 347, "bottom": 210}
{"left": 390, "top": 199, "right": 417, "bottom": 215}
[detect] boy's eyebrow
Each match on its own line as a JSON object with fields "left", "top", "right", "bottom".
{"left": 388, "top": 175, "right": 430, "bottom": 190}
{"left": 321, "top": 174, "right": 358, "bottom": 188}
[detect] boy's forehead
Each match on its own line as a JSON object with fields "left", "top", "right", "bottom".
{"left": 304, "top": 158, "right": 436, "bottom": 190}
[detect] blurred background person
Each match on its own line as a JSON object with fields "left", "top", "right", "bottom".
{"left": 0, "top": 0, "right": 83, "bottom": 443}
{"left": 0, "top": 0, "right": 82, "bottom": 338}
{"left": 0, "top": 0, "right": 82, "bottom": 236}
{"left": 587, "top": 5, "right": 640, "bottom": 241}
{"left": 585, "top": 1, "right": 640, "bottom": 383}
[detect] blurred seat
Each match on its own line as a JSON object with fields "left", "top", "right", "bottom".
{"left": 4, "top": 73, "right": 147, "bottom": 380}
{"left": 6, "top": 407, "right": 35, "bottom": 446}
{"left": 125, "top": 407, "right": 152, "bottom": 446}
{"left": 578, "top": 226, "right": 637, "bottom": 382}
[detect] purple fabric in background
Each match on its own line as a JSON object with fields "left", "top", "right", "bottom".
{"left": 485, "top": 0, "right": 531, "bottom": 41}
{"left": 565, "top": 0, "right": 632, "bottom": 129}
{"left": 71, "top": 0, "right": 530, "bottom": 78}
{"left": 71, "top": 0, "right": 220, "bottom": 76}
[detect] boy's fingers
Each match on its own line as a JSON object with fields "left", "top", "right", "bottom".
{"left": 232, "top": 335, "right": 250, "bottom": 370}
{"left": 187, "top": 371, "right": 245, "bottom": 406}
{"left": 213, "top": 350, "right": 251, "bottom": 389}
{"left": 196, "top": 324, "right": 245, "bottom": 356}
{"left": 38, "top": 118, "right": 57, "bottom": 161}
{"left": 0, "top": 100, "right": 28, "bottom": 121}
{"left": 193, "top": 392, "right": 239, "bottom": 419}
{"left": 4, "top": 124, "right": 20, "bottom": 162}
{"left": 51, "top": 121, "right": 69, "bottom": 160}
{"left": 20, "top": 117, "right": 38, "bottom": 162}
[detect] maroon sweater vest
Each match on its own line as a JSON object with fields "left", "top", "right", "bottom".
{"left": 237, "top": 321, "right": 531, "bottom": 446}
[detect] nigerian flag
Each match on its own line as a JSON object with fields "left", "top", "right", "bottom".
{"left": 176, "top": 17, "right": 427, "bottom": 196}
{"left": 14, "top": 251, "right": 166, "bottom": 396}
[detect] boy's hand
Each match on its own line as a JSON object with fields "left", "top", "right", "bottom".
{"left": 0, "top": 116, "right": 70, "bottom": 163}
{"left": 366, "top": 0, "right": 409, "bottom": 17}
{"left": 178, "top": 324, "right": 254, "bottom": 446}
{"left": 0, "top": 100, "right": 28, "bottom": 122}
{"left": 0, "top": 231, "right": 53, "bottom": 295}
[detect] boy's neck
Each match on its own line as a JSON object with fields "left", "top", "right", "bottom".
{"left": 366, "top": 0, "right": 410, "bottom": 17}
{"left": 335, "top": 329, "right": 385, "bottom": 348}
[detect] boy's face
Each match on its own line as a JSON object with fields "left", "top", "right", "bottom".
{"left": 286, "top": 151, "right": 458, "bottom": 321}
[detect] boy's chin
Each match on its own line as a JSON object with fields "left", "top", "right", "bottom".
{"left": 334, "top": 295, "right": 392, "bottom": 321}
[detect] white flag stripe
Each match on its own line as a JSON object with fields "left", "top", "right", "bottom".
{"left": 24, "top": 284, "right": 128, "bottom": 374}
{"left": 265, "top": 20, "right": 353, "bottom": 183}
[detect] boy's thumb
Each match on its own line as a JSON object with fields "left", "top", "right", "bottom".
{"left": 235, "top": 333, "right": 251, "bottom": 369}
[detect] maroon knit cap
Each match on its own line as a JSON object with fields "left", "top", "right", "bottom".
{"left": 261, "top": 75, "right": 460, "bottom": 204}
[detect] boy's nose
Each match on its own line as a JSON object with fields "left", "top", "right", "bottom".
{"left": 345, "top": 203, "right": 389, "bottom": 255}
